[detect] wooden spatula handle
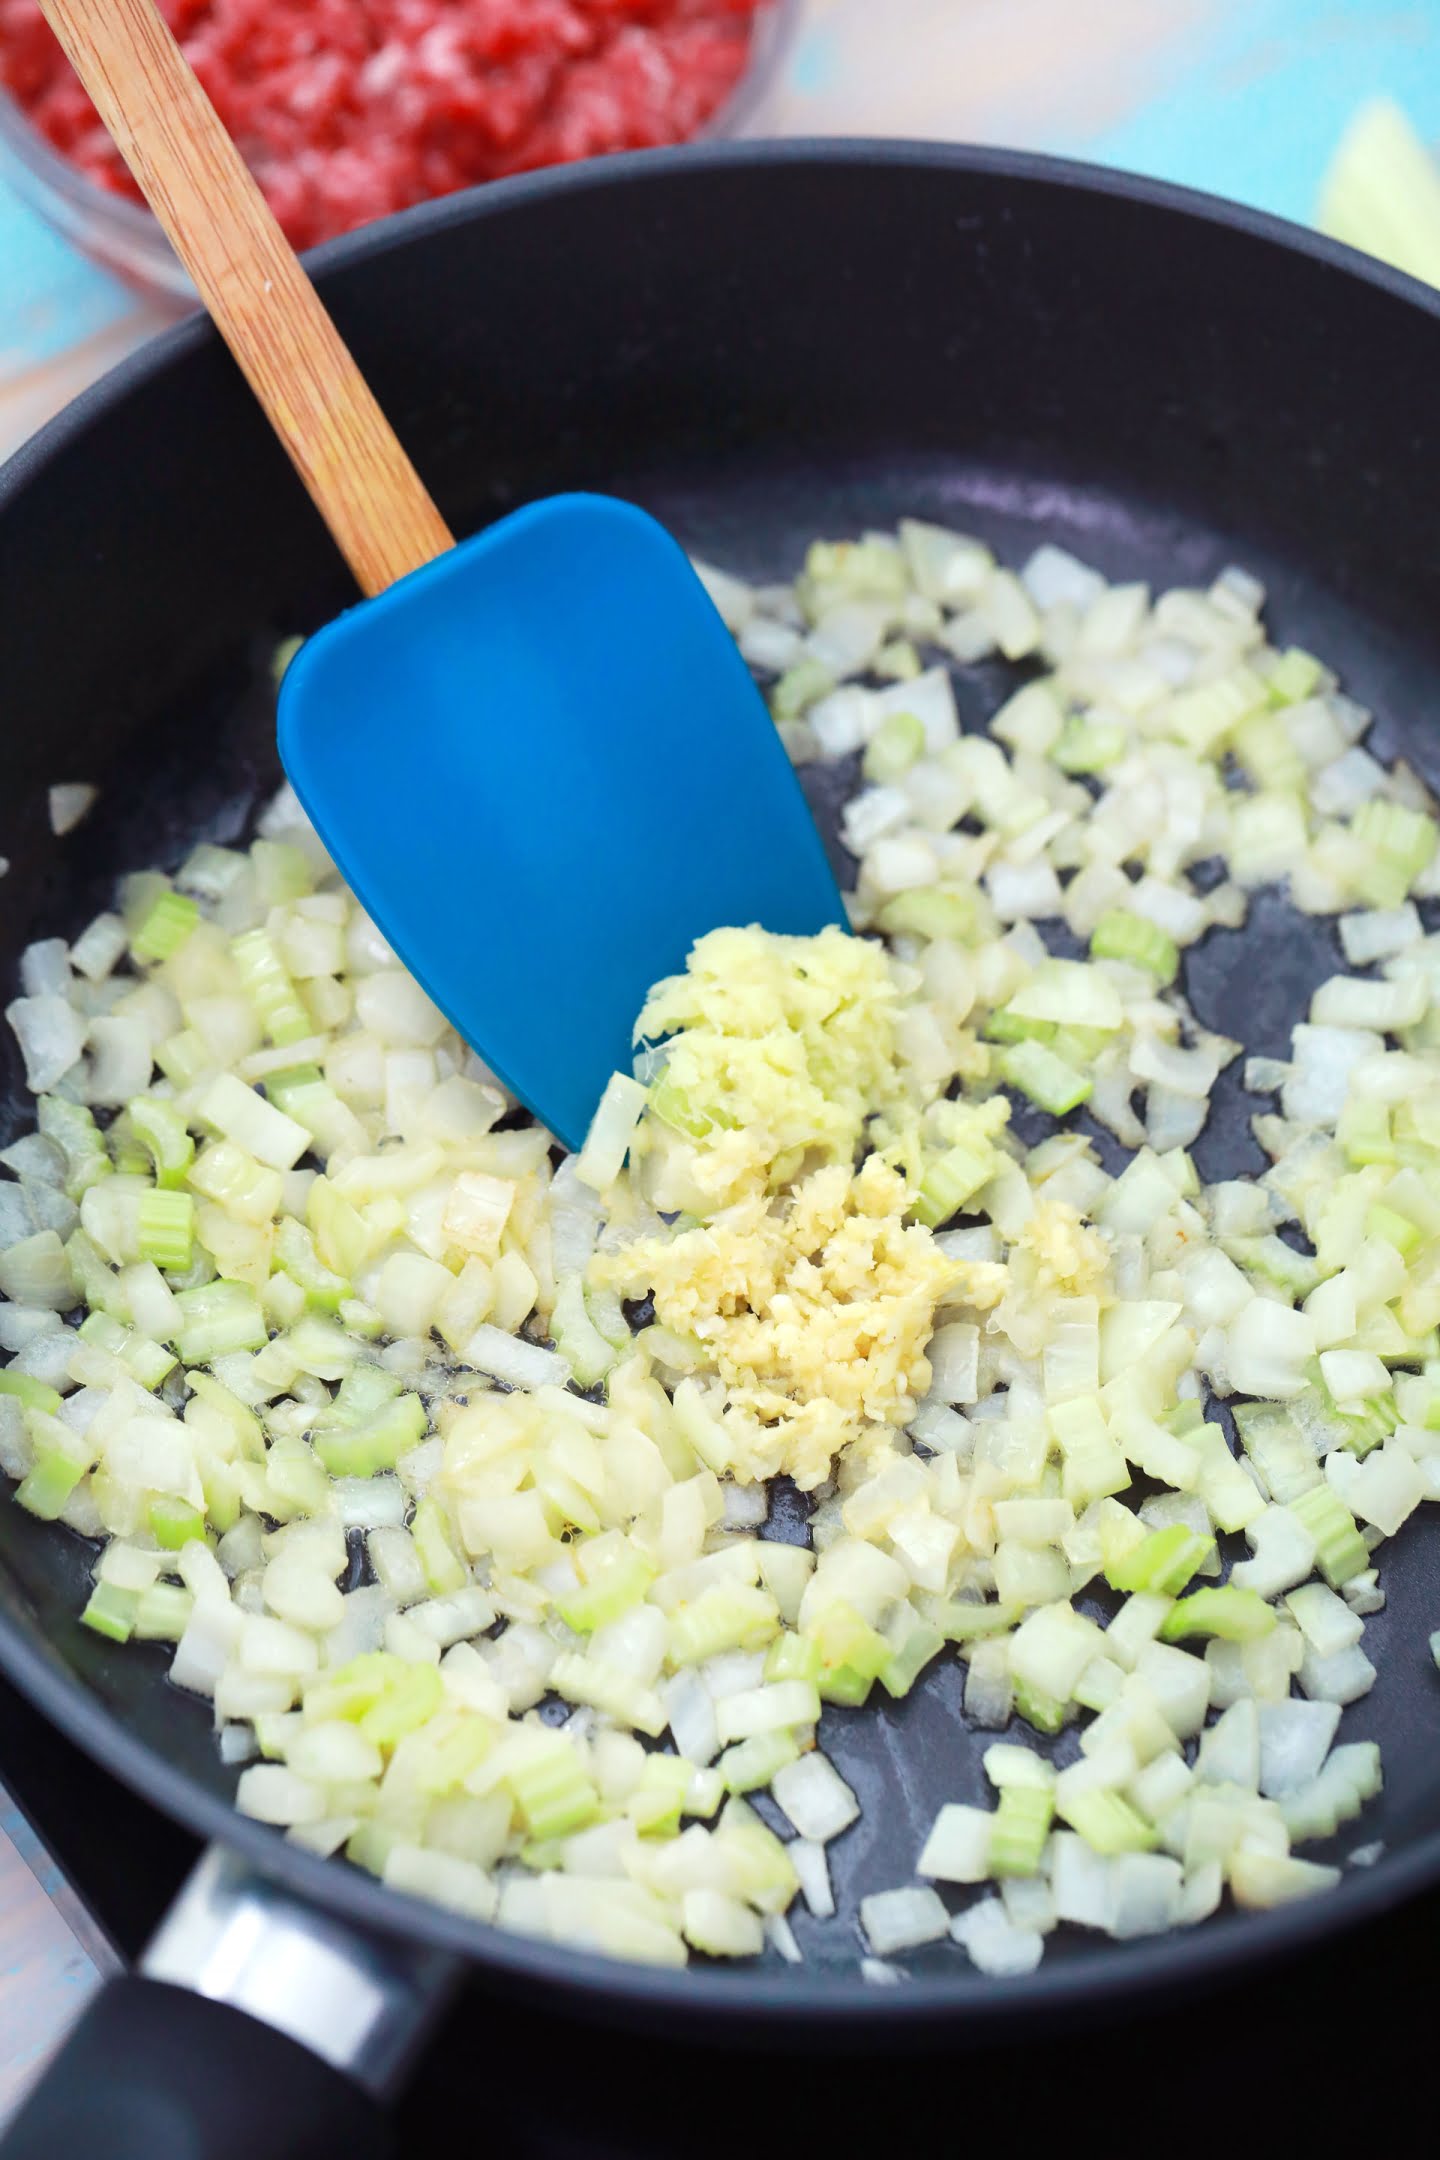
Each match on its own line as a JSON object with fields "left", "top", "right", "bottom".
{"left": 37, "top": 0, "right": 454, "bottom": 597}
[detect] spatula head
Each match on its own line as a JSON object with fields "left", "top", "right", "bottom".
{"left": 277, "top": 494, "right": 846, "bottom": 1150}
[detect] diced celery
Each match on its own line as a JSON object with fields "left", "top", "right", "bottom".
{"left": 1290, "top": 1485, "right": 1370, "bottom": 1587}
{"left": 137, "top": 1190, "right": 195, "bottom": 1272}
{"left": 505, "top": 1739, "right": 600, "bottom": 1839}
{"left": 876, "top": 886, "right": 980, "bottom": 944}
{"left": 357, "top": 1664, "right": 444, "bottom": 1747}
{"left": 411, "top": 1497, "right": 466, "bottom": 1596}
{"left": 16, "top": 1441, "right": 86, "bottom": 1520}
{"left": 131, "top": 888, "right": 199, "bottom": 964}
{"left": 1052, "top": 716, "right": 1127, "bottom": 774}
{"left": 314, "top": 1392, "right": 427, "bottom": 1477}
{"left": 765, "top": 1632, "right": 823, "bottom": 1686}
{"left": 173, "top": 1280, "right": 267, "bottom": 1364}
{"left": 862, "top": 709, "right": 926, "bottom": 784}
{"left": 1000, "top": 1039, "right": 1092, "bottom": 1116}
{"left": 718, "top": 1730, "right": 802, "bottom": 1795}
{"left": 989, "top": 1785, "right": 1054, "bottom": 1877}
{"left": 274, "top": 1218, "right": 349, "bottom": 1313}
{"left": 128, "top": 1096, "right": 195, "bottom": 1190}
{"left": 812, "top": 1602, "right": 890, "bottom": 1707}
{"left": 148, "top": 1496, "right": 206, "bottom": 1549}
{"left": 81, "top": 1582, "right": 138, "bottom": 1642}
{"left": 1090, "top": 911, "right": 1180, "bottom": 986}
{"left": 134, "top": 1582, "right": 195, "bottom": 1641}
{"left": 912, "top": 1139, "right": 996, "bottom": 1229}
{"left": 1058, "top": 1788, "right": 1157, "bottom": 1855}
{"left": 1159, "top": 1587, "right": 1275, "bottom": 1643}
{"left": 668, "top": 1585, "right": 780, "bottom": 1666}
{"left": 230, "top": 929, "right": 312, "bottom": 1044}
{"left": 0, "top": 1370, "right": 62, "bottom": 1417}
{"left": 1105, "top": 1523, "right": 1216, "bottom": 1596}
{"left": 557, "top": 1542, "right": 655, "bottom": 1633}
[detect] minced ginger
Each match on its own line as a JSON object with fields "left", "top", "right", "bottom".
{"left": 630, "top": 923, "right": 915, "bottom": 1216}
{"left": 591, "top": 927, "right": 975, "bottom": 1491}
{"left": 593, "top": 1156, "right": 963, "bottom": 1491}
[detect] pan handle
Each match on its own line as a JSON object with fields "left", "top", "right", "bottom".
{"left": 0, "top": 1846, "right": 461, "bottom": 2158}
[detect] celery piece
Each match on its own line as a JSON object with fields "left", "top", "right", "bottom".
{"left": 876, "top": 885, "right": 980, "bottom": 944}
{"left": 411, "top": 1719, "right": 493, "bottom": 1797}
{"left": 990, "top": 1786, "right": 1054, "bottom": 1877}
{"left": 128, "top": 1095, "right": 195, "bottom": 1191}
{"left": 304, "top": 1653, "right": 409, "bottom": 1724}
{"left": 1090, "top": 910, "right": 1179, "bottom": 987}
{"left": 38, "top": 1096, "right": 112, "bottom": 1199}
{"left": 912, "top": 1138, "right": 996, "bottom": 1229}
{"left": 314, "top": 1392, "right": 427, "bottom": 1478}
{"left": 131, "top": 888, "right": 199, "bottom": 964}
{"left": 1052, "top": 716, "right": 1127, "bottom": 774}
{"left": 1105, "top": 1522, "right": 1216, "bottom": 1597}
{"left": 1351, "top": 798, "right": 1437, "bottom": 908}
{"left": 626, "top": 1754, "right": 694, "bottom": 1836}
{"left": 81, "top": 1582, "right": 138, "bottom": 1643}
{"left": 0, "top": 1370, "right": 62, "bottom": 1417}
{"left": 1000, "top": 1039, "right": 1092, "bottom": 1117}
{"left": 412, "top": 1497, "right": 467, "bottom": 1596}
{"left": 274, "top": 1217, "right": 349, "bottom": 1313}
{"left": 173, "top": 1279, "right": 266, "bottom": 1364}
{"left": 770, "top": 657, "right": 835, "bottom": 720}
{"left": 137, "top": 1189, "right": 195, "bottom": 1272}
{"left": 15, "top": 1443, "right": 86, "bottom": 1521}
{"left": 765, "top": 1631, "right": 823, "bottom": 1686}
{"left": 357, "top": 1664, "right": 444, "bottom": 1748}
{"left": 148, "top": 1496, "right": 206, "bottom": 1550}
{"left": 507, "top": 1739, "right": 600, "bottom": 1839}
{"left": 1290, "top": 1485, "right": 1370, "bottom": 1588}
{"left": 156, "top": 1029, "right": 213, "bottom": 1090}
{"left": 812, "top": 1601, "right": 890, "bottom": 1707}
{"left": 556, "top": 1542, "right": 656, "bottom": 1633}
{"left": 251, "top": 840, "right": 315, "bottom": 905}
{"left": 322, "top": 1361, "right": 404, "bottom": 1427}
{"left": 718, "top": 1730, "right": 802, "bottom": 1796}
{"left": 1011, "top": 1676, "right": 1068, "bottom": 1736}
{"left": 1233, "top": 711, "right": 1305, "bottom": 792}
{"left": 862, "top": 709, "right": 926, "bottom": 784}
{"left": 134, "top": 1582, "right": 194, "bottom": 1642}
{"left": 669, "top": 1584, "right": 780, "bottom": 1666}
{"left": 1059, "top": 1789, "right": 1157, "bottom": 1856}
{"left": 879, "top": 1617, "right": 946, "bottom": 1699}
{"left": 1267, "top": 647, "right": 1323, "bottom": 706}
{"left": 308, "top": 1177, "right": 388, "bottom": 1277}
{"left": 550, "top": 1276, "right": 619, "bottom": 1389}
{"left": 262, "top": 1063, "right": 322, "bottom": 1113}
{"left": 230, "top": 928, "right": 312, "bottom": 1045}
{"left": 1159, "top": 1587, "right": 1276, "bottom": 1643}
{"left": 1366, "top": 1203, "right": 1422, "bottom": 1257}
{"left": 265, "top": 1439, "right": 333, "bottom": 1518}
{"left": 983, "top": 1005, "right": 1056, "bottom": 1045}
{"left": 1338, "top": 1100, "right": 1395, "bottom": 1168}
{"left": 932, "top": 1600, "right": 1020, "bottom": 1642}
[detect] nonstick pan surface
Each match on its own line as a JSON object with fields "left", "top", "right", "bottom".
{"left": 3, "top": 141, "right": 1440, "bottom": 2040}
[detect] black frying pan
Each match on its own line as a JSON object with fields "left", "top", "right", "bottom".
{"left": 3, "top": 141, "right": 1440, "bottom": 2157}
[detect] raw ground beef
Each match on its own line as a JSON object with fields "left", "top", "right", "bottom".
{"left": 0, "top": 0, "right": 766, "bottom": 249}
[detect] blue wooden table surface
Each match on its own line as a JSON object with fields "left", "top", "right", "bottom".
{"left": 0, "top": 0, "right": 1437, "bottom": 2115}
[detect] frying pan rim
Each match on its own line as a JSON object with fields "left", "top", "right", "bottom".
{"left": 2, "top": 135, "right": 1440, "bottom": 2028}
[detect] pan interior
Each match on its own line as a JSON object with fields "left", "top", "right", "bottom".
{"left": 6, "top": 443, "right": 1440, "bottom": 1983}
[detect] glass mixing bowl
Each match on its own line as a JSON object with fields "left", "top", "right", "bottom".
{"left": 0, "top": 0, "right": 802, "bottom": 311}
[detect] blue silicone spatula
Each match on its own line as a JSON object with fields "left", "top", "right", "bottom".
{"left": 44, "top": 0, "right": 847, "bottom": 1152}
